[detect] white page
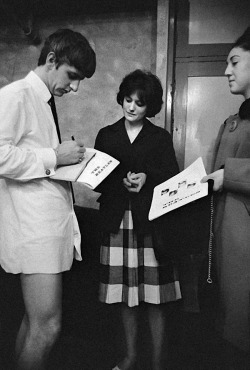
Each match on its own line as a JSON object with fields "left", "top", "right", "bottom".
{"left": 148, "top": 157, "right": 208, "bottom": 220}
{"left": 50, "top": 148, "right": 119, "bottom": 189}
{"left": 77, "top": 148, "right": 120, "bottom": 189}
{"left": 51, "top": 150, "right": 95, "bottom": 182}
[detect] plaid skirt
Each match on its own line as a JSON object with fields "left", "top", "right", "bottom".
{"left": 99, "top": 206, "right": 181, "bottom": 307}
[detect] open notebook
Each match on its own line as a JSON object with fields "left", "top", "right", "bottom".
{"left": 50, "top": 148, "right": 120, "bottom": 190}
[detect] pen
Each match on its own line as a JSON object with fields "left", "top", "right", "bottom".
{"left": 76, "top": 152, "right": 96, "bottom": 179}
{"left": 84, "top": 152, "right": 97, "bottom": 168}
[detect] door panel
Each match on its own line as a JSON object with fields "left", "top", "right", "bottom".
{"left": 184, "top": 76, "right": 242, "bottom": 172}
{"left": 170, "top": 0, "right": 250, "bottom": 171}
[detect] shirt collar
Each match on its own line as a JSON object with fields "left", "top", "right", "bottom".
{"left": 25, "top": 71, "right": 51, "bottom": 103}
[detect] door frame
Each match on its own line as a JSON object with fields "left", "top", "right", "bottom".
{"left": 166, "top": 0, "right": 231, "bottom": 169}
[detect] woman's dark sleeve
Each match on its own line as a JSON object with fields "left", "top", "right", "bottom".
{"left": 145, "top": 131, "right": 179, "bottom": 186}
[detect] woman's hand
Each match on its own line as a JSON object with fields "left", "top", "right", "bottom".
{"left": 123, "top": 171, "right": 147, "bottom": 193}
{"left": 201, "top": 169, "right": 224, "bottom": 191}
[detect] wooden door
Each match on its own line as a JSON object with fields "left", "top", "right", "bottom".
{"left": 166, "top": 0, "right": 250, "bottom": 172}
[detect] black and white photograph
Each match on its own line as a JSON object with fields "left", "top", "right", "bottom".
{"left": 0, "top": 1, "right": 250, "bottom": 369}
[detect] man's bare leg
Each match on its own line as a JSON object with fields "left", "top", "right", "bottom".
{"left": 16, "top": 273, "right": 62, "bottom": 370}
{"left": 15, "top": 313, "right": 28, "bottom": 359}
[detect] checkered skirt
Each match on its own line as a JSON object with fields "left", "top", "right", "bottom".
{"left": 99, "top": 206, "right": 181, "bottom": 307}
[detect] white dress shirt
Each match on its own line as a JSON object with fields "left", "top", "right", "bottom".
{"left": 0, "top": 71, "right": 81, "bottom": 274}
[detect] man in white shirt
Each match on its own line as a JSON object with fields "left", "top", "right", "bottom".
{"left": 0, "top": 28, "right": 96, "bottom": 369}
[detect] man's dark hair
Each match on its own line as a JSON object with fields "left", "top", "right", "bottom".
{"left": 117, "top": 69, "right": 163, "bottom": 117}
{"left": 38, "top": 29, "right": 96, "bottom": 78}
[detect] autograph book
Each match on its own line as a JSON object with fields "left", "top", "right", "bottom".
{"left": 50, "top": 148, "right": 120, "bottom": 190}
{"left": 148, "top": 157, "right": 208, "bottom": 221}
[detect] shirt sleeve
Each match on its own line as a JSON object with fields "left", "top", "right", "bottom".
{"left": 0, "top": 89, "right": 56, "bottom": 181}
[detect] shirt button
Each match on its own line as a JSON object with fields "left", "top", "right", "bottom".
{"left": 45, "top": 169, "right": 51, "bottom": 175}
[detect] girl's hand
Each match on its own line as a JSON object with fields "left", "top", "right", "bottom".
{"left": 201, "top": 169, "right": 224, "bottom": 191}
{"left": 123, "top": 171, "right": 147, "bottom": 193}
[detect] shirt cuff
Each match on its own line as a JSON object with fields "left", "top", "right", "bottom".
{"left": 33, "top": 148, "right": 57, "bottom": 176}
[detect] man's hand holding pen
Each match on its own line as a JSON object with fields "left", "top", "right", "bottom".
{"left": 56, "top": 136, "right": 86, "bottom": 166}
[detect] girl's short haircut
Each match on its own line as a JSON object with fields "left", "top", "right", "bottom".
{"left": 38, "top": 28, "right": 96, "bottom": 78}
{"left": 117, "top": 69, "right": 163, "bottom": 117}
{"left": 232, "top": 26, "right": 250, "bottom": 51}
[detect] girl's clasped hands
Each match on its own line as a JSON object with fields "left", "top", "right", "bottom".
{"left": 123, "top": 171, "right": 147, "bottom": 192}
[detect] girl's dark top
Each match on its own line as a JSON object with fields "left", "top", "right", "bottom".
{"left": 94, "top": 117, "right": 179, "bottom": 234}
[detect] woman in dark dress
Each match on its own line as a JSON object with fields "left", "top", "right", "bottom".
{"left": 94, "top": 69, "right": 181, "bottom": 370}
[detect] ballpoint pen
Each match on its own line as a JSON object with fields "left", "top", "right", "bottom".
{"left": 72, "top": 135, "right": 85, "bottom": 163}
{"left": 84, "top": 152, "right": 97, "bottom": 168}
